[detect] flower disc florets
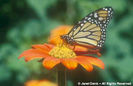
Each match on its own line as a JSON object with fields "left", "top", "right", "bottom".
{"left": 49, "top": 44, "right": 76, "bottom": 59}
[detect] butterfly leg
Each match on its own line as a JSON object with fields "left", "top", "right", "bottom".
{"left": 72, "top": 45, "right": 76, "bottom": 50}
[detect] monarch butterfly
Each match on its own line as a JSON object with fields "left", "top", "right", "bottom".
{"left": 61, "top": 7, "right": 113, "bottom": 48}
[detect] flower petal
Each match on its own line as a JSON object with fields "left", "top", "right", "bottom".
{"left": 77, "top": 56, "right": 104, "bottom": 69}
{"left": 44, "top": 43, "right": 55, "bottom": 50}
{"left": 76, "top": 56, "right": 93, "bottom": 72}
{"left": 32, "top": 44, "right": 51, "bottom": 51}
{"left": 97, "top": 52, "right": 102, "bottom": 57}
{"left": 49, "top": 26, "right": 72, "bottom": 45}
{"left": 61, "top": 58, "right": 78, "bottom": 70}
{"left": 86, "top": 56, "right": 104, "bottom": 69}
{"left": 74, "top": 46, "right": 101, "bottom": 56}
{"left": 18, "top": 49, "right": 51, "bottom": 62}
{"left": 74, "top": 45, "right": 96, "bottom": 51}
{"left": 43, "top": 57, "right": 60, "bottom": 69}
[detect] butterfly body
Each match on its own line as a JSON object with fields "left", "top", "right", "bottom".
{"left": 60, "top": 35, "right": 75, "bottom": 45}
{"left": 61, "top": 7, "right": 113, "bottom": 48}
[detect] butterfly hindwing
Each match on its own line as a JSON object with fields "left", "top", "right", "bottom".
{"left": 67, "top": 7, "right": 113, "bottom": 47}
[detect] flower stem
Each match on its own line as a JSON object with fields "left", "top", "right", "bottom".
{"left": 57, "top": 65, "right": 67, "bottom": 86}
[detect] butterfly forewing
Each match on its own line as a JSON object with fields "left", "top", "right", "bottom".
{"left": 66, "top": 7, "right": 113, "bottom": 47}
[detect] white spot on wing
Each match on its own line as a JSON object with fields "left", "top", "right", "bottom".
{"left": 94, "top": 13, "right": 98, "bottom": 18}
{"left": 84, "top": 20, "right": 87, "bottom": 23}
{"left": 88, "top": 17, "right": 91, "bottom": 20}
{"left": 81, "top": 23, "right": 84, "bottom": 26}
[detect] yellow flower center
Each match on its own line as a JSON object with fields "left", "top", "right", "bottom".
{"left": 49, "top": 44, "right": 76, "bottom": 58}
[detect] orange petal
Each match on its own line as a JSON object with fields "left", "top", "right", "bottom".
{"left": 74, "top": 44, "right": 96, "bottom": 51}
{"left": 50, "top": 26, "right": 72, "bottom": 37}
{"left": 44, "top": 43, "right": 55, "bottom": 50}
{"left": 18, "top": 49, "right": 51, "bottom": 62}
{"left": 49, "top": 26, "right": 72, "bottom": 45}
{"left": 74, "top": 46, "right": 101, "bottom": 56}
{"left": 49, "top": 36, "right": 63, "bottom": 45}
{"left": 25, "top": 80, "right": 39, "bottom": 86}
{"left": 97, "top": 52, "right": 102, "bottom": 57}
{"left": 76, "top": 56, "right": 93, "bottom": 72}
{"left": 77, "top": 56, "right": 104, "bottom": 69}
{"left": 61, "top": 58, "right": 78, "bottom": 70}
{"left": 71, "top": 45, "right": 88, "bottom": 52}
{"left": 25, "top": 80, "right": 57, "bottom": 86}
{"left": 43, "top": 57, "right": 60, "bottom": 69}
{"left": 87, "top": 56, "right": 104, "bottom": 69}
{"left": 32, "top": 44, "right": 51, "bottom": 51}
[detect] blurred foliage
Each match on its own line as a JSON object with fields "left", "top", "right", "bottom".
{"left": 0, "top": 0, "right": 133, "bottom": 86}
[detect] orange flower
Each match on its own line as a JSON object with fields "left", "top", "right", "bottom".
{"left": 25, "top": 80, "right": 57, "bottom": 86}
{"left": 19, "top": 43, "right": 104, "bottom": 71}
{"left": 18, "top": 25, "right": 104, "bottom": 71}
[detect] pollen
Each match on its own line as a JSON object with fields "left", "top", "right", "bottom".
{"left": 49, "top": 44, "right": 76, "bottom": 58}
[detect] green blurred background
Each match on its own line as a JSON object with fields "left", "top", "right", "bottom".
{"left": 0, "top": 0, "right": 133, "bottom": 86}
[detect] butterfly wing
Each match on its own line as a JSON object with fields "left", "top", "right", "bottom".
{"left": 67, "top": 7, "right": 113, "bottom": 47}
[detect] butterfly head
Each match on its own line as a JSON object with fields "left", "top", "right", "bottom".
{"left": 60, "top": 35, "right": 74, "bottom": 45}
